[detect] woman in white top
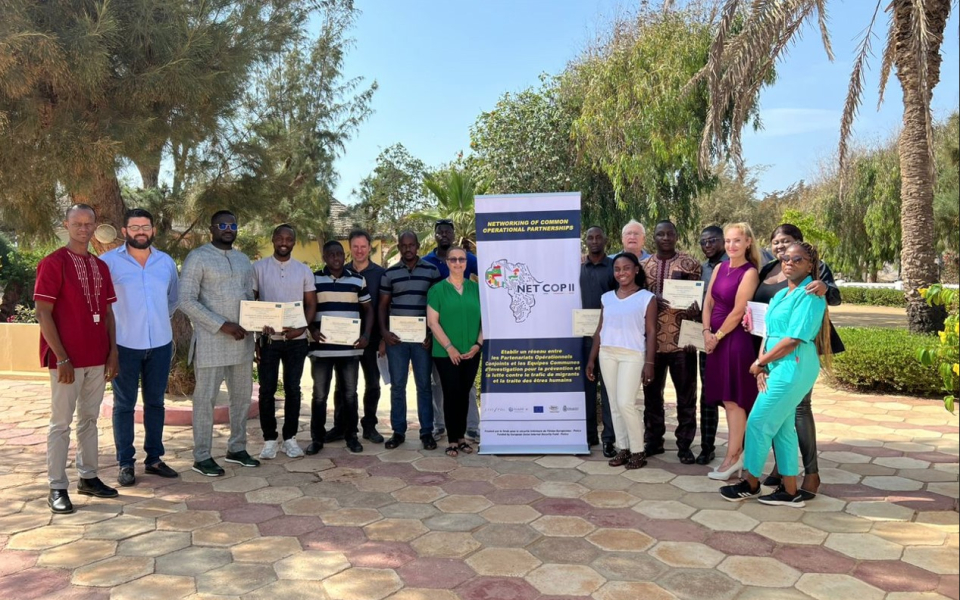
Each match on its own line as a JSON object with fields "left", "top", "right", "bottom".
{"left": 586, "top": 253, "right": 657, "bottom": 470}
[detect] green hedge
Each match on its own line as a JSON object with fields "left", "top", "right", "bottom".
{"left": 829, "top": 327, "right": 944, "bottom": 397}
{"left": 838, "top": 286, "right": 906, "bottom": 307}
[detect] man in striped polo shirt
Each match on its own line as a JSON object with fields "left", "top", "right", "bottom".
{"left": 306, "top": 241, "right": 374, "bottom": 455}
{"left": 379, "top": 231, "right": 443, "bottom": 450}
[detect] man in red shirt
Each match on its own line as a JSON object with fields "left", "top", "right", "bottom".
{"left": 34, "top": 204, "right": 120, "bottom": 514}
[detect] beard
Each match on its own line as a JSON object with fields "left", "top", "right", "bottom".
{"left": 127, "top": 235, "right": 154, "bottom": 250}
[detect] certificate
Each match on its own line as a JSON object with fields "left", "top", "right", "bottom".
{"left": 746, "top": 301, "right": 768, "bottom": 337}
{"left": 281, "top": 301, "right": 308, "bottom": 329}
{"left": 572, "top": 309, "right": 601, "bottom": 337}
{"left": 239, "top": 301, "right": 283, "bottom": 331}
{"left": 679, "top": 320, "right": 706, "bottom": 351}
{"left": 662, "top": 279, "right": 705, "bottom": 309}
{"left": 320, "top": 316, "right": 361, "bottom": 346}
{"left": 391, "top": 316, "right": 427, "bottom": 343}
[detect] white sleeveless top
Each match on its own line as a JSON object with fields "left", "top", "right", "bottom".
{"left": 599, "top": 288, "right": 655, "bottom": 353}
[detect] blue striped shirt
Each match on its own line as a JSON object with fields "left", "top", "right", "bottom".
{"left": 380, "top": 258, "right": 442, "bottom": 318}
{"left": 311, "top": 267, "right": 370, "bottom": 358}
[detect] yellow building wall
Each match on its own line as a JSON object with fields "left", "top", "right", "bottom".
{"left": 0, "top": 324, "right": 47, "bottom": 375}
{"left": 256, "top": 239, "right": 387, "bottom": 268}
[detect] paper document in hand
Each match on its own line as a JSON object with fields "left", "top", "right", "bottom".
{"left": 320, "top": 316, "right": 361, "bottom": 346}
{"left": 239, "top": 301, "right": 284, "bottom": 331}
{"left": 662, "top": 279, "right": 705, "bottom": 309}
{"left": 391, "top": 316, "right": 427, "bottom": 344}
{"left": 572, "top": 309, "right": 601, "bottom": 337}
{"left": 281, "top": 301, "right": 308, "bottom": 329}
{"left": 746, "top": 301, "right": 768, "bottom": 336}
{"left": 679, "top": 320, "right": 706, "bottom": 351}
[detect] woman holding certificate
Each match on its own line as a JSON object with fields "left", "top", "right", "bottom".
{"left": 702, "top": 223, "right": 760, "bottom": 480}
{"left": 720, "top": 241, "right": 831, "bottom": 508}
{"left": 427, "top": 246, "right": 483, "bottom": 457}
{"left": 586, "top": 253, "right": 657, "bottom": 470}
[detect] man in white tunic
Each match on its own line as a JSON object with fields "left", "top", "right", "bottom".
{"left": 178, "top": 210, "right": 259, "bottom": 476}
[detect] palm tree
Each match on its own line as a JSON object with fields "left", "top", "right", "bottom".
{"left": 416, "top": 169, "right": 484, "bottom": 254}
{"left": 691, "top": 0, "right": 952, "bottom": 333}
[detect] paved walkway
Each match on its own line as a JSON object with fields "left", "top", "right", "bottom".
{"left": 0, "top": 377, "right": 957, "bottom": 600}
{"left": 829, "top": 305, "right": 908, "bottom": 329}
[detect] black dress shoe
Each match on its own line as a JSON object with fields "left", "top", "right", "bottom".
{"left": 421, "top": 435, "right": 437, "bottom": 451}
{"left": 305, "top": 441, "right": 324, "bottom": 455}
{"left": 602, "top": 442, "right": 617, "bottom": 458}
{"left": 384, "top": 434, "right": 405, "bottom": 450}
{"left": 118, "top": 466, "right": 136, "bottom": 487}
{"left": 345, "top": 438, "right": 363, "bottom": 453}
{"left": 644, "top": 445, "right": 665, "bottom": 457}
{"left": 362, "top": 426, "right": 384, "bottom": 444}
{"left": 695, "top": 450, "right": 716, "bottom": 465}
{"left": 323, "top": 429, "right": 345, "bottom": 443}
{"left": 145, "top": 461, "right": 179, "bottom": 478}
{"left": 48, "top": 489, "right": 74, "bottom": 514}
{"left": 678, "top": 449, "right": 696, "bottom": 464}
{"left": 77, "top": 477, "right": 119, "bottom": 498}
{"left": 587, "top": 437, "right": 600, "bottom": 447}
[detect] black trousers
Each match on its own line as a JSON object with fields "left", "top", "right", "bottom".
{"left": 258, "top": 338, "right": 309, "bottom": 441}
{"left": 698, "top": 352, "right": 719, "bottom": 453}
{"left": 332, "top": 341, "right": 382, "bottom": 434}
{"left": 642, "top": 351, "right": 698, "bottom": 451}
{"left": 582, "top": 338, "right": 615, "bottom": 445}
{"left": 433, "top": 355, "right": 481, "bottom": 443}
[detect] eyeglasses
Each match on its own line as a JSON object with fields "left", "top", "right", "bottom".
{"left": 447, "top": 257, "right": 467, "bottom": 263}
{"left": 126, "top": 224, "right": 153, "bottom": 232}
{"left": 700, "top": 237, "right": 722, "bottom": 246}
{"left": 216, "top": 223, "right": 239, "bottom": 231}
{"left": 779, "top": 255, "right": 807, "bottom": 265}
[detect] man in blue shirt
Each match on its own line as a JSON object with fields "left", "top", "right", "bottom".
{"left": 422, "top": 219, "right": 480, "bottom": 442}
{"left": 101, "top": 209, "right": 180, "bottom": 486}
{"left": 610, "top": 220, "right": 652, "bottom": 261}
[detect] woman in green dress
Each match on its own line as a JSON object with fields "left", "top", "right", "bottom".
{"left": 720, "top": 242, "right": 832, "bottom": 508}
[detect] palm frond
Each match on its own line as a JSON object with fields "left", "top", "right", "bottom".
{"left": 876, "top": 11, "right": 897, "bottom": 109}
{"left": 814, "top": 0, "right": 835, "bottom": 60}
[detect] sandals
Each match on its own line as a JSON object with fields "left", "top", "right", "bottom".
{"left": 457, "top": 442, "right": 475, "bottom": 454}
{"left": 445, "top": 446, "right": 459, "bottom": 457}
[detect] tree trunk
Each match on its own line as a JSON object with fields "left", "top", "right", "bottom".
{"left": 894, "top": 0, "right": 951, "bottom": 333}
{"left": 71, "top": 169, "right": 127, "bottom": 255}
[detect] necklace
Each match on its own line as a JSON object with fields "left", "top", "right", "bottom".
{"left": 616, "top": 287, "right": 637, "bottom": 298}
{"left": 67, "top": 250, "right": 103, "bottom": 324}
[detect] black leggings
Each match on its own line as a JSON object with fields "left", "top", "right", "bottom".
{"left": 433, "top": 355, "right": 481, "bottom": 443}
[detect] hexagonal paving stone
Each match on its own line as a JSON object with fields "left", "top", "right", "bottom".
{"left": 71, "top": 555, "right": 153, "bottom": 587}
{"left": 245, "top": 485, "right": 303, "bottom": 504}
{"left": 110, "top": 573, "right": 195, "bottom": 600}
{"left": 873, "top": 456, "right": 932, "bottom": 470}
{"left": 410, "top": 531, "right": 481, "bottom": 558}
{"left": 397, "top": 557, "right": 476, "bottom": 589}
{"left": 434, "top": 495, "right": 493, "bottom": 514}
{"left": 528, "top": 536, "right": 601, "bottom": 565}
{"left": 526, "top": 563, "right": 606, "bottom": 596}
{"left": 530, "top": 515, "right": 596, "bottom": 537}
{"left": 456, "top": 576, "right": 540, "bottom": 600}
{"left": 364, "top": 518, "right": 428, "bottom": 542}
{"left": 321, "top": 508, "right": 383, "bottom": 527}
{"left": 197, "top": 561, "right": 275, "bottom": 596}
{"left": 157, "top": 510, "right": 221, "bottom": 531}
{"left": 852, "top": 560, "right": 942, "bottom": 593}
{"left": 8, "top": 525, "right": 84, "bottom": 550}
{"left": 116, "top": 530, "right": 191, "bottom": 558}
{"left": 581, "top": 490, "right": 639, "bottom": 508}
{"left": 902, "top": 546, "right": 960, "bottom": 575}
{"left": 691, "top": 509, "right": 759, "bottom": 532}
{"left": 413, "top": 457, "right": 459, "bottom": 473}
{"left": 471, "top": 523, "right": 541, "bottom": 548}
{"left": 421, "top": 512, "right": 487, "bottom": 532}
{"left": 346, "top": 541, "right": 418, "bottom": 569}
{"left": 480, "top": 504, "right": 541, "bottom": 524}
{"left": 230, "top": 535, "right": 302, "bottom": 563}
{"left": 649, "top": 541, "right": 726, "bottom": 568}
{"left": 466, "top": 547, "right": 541, "bottom": 577}
{"left": 755, "top": 521, "right": 828, "bottom": 545}
{"left": 257, "top": 515, "right": 324, "bottom": 537}
{"left": 586, "top": 528, "right": 654, "bottom": 552}
{"left": 211, "top": 475, "right": 268, "bottom": 493}
{"left": 273, "top": 550, "right": 351, "bottom": 579}
{"left": 533, "top": 481, "right": 589, "bottom": 498}
{"left": 154, "top": 546, "right": 232, "bottom": 576}
{"left": 535, "top": 456, "right": 584, "bottom": 469}
{"left": 718, "top": 556, "right": 801, "bottom": 587}
{"left": 37, "top": 539, "right": 117, "bottom": 569}
{"left": 633, "top": 500, "right": 696, "bottom": 520}
{"left": 657, "top": 567, "right": 742, "bottom": 600}
{"left": 192, "top": 521, "right": 259, "bottom": 547}
{"left": 355, "top": 476, "right": 407, "bottom": 493}
{"left": 594, "top": 581, "right": 680, "bottom": 600}
{"left": 796, "top": 573, "right": 885, "bottom": 600}
{"left": 281, "top": 496, "right": 340, "bottom": 516}
{"left": 824, "top": 532, "right": 904, "bottom": 560}
{"left": 862, "top": 476, "right": 924, "bottom": 491}
{"left": 704, "top": 531, "right": 776, "bottom": 557}
{"left": 801, "top": 511, "right": 874, "bottom": 533}
{"left": 391, "top": 589, "right": 461, "bottom": 600}
{"left": 590, "top": 550, "right": 668, "bottom": 582}
{"left": 871, "top": 521, "right": 948, "bottom": 546}
{"left": 392, "top": 486, "right": 446, "bottom": 504}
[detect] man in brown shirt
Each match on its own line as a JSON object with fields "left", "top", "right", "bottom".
{"left": 640, "top": 221, "right": 702, "bottom": 464}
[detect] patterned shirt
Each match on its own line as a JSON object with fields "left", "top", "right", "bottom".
{"left": 641, "top": 252, "right": 702, "bottom": 353}
{"left": 311, "top": 267, "right": 370, "bottom": 358}
{"left": 380, "top": 258, "right": 442, "bottom": 318}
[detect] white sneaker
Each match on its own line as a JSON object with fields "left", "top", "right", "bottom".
{"left": 259, "top": 440, "right": 279, "bottom": 460}
{"left": 282, "top": 438, "right": 304, "bottom": 458}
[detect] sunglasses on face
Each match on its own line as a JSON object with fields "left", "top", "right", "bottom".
{"left": 447, "top": 257, "right": 467, "bottom": 263}
{"left": 216, "top": 223, "right": 239, "bottom": 231}
{"left": 780, "top": 255, "right": 807, "bottom": 265}
{"left": 699, "top": 237, "right": 721, "bottom": 246}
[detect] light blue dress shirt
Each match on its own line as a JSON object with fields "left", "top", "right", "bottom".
{"left": 101, "top": 244, "right": 179, "bottom": 350}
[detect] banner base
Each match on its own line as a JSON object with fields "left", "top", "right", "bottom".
{"left": 478, "top": 444, "right": 590, "bottom": 455}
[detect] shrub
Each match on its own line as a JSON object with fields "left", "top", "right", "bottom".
{"left": 829, "top": 327, "right": 945, "bottom": 397}
{"left": 838, "top": 286, "right": 907, "bottom": 307}
{"left": 917, "top": 284, "right": 959, "bottom": 412}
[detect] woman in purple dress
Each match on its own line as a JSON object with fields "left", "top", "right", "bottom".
{"left": 702, "top": 223, "right": 761, "bottom": 480}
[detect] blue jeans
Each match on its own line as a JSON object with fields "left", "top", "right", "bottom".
{"left": 386, "top": 342, "right": 434, "bottom": 438}
{"left": 310, "top": 356, "right": 360, "bottom": 442}
{"left": 112, "top": 342, "right": 173, "bottom": 468}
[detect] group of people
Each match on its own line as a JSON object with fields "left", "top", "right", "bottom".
{"left": 582, "top": 220, "right": 839, "bottom": 508}
{"left": 35, "top": 202, "right": 837, "bottom": 516}
{"left": 35, "top": 204, "right": 483, "bottom": 514}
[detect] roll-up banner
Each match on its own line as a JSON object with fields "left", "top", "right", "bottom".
{"left": 476, "top": 192, "right": 588, "bottom": 455}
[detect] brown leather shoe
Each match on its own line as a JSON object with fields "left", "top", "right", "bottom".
{"left": 625, "top": 452, "right": 648, "bottom": 470}
{"left": 608, "top": 449, "right": 631, "bottom": 467}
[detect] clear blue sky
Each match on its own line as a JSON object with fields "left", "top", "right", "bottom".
{"left": 332, "top": 1, "right": 959, "bottom": 204}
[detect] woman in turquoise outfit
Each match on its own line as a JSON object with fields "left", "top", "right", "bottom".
{"left": 719, "top": 241, "right": 832, "bottom": 508}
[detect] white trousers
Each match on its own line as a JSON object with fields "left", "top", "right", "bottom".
{"left": 598, "top": 347, "right": 645, "bottom": 453}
